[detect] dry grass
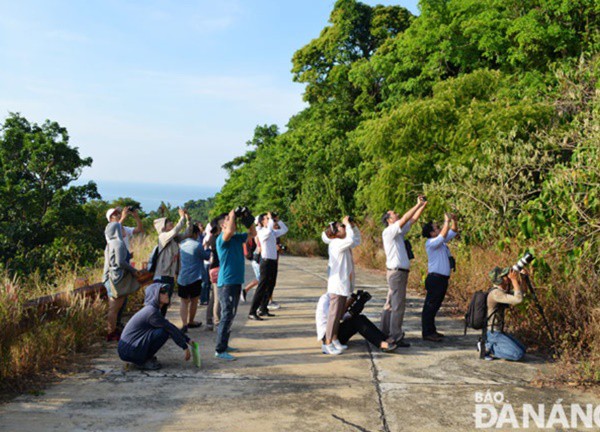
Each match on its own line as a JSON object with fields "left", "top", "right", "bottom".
{"left": 352, "top": 228, "right": 600, "bottom": 386}
{"left": 0, "top": 272, "right": 106, "bottom": 393}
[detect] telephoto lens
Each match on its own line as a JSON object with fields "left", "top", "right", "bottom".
{"left": 512, "top": 252, "right": 534, "bottom": 272}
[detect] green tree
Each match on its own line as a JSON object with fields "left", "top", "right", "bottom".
{"left": 0, "top": 113, "right": 100, "bottom": 275}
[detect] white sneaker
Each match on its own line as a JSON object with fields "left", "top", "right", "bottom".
{"left": 267, "top": 301, "right": 280, "bottom": 310}
{"left": 323, "top": 343, "right": 342, "bottom": 355}
{"left": 332, "top": 340, "right": 348, "bottom": 351}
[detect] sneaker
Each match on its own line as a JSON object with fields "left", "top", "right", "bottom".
{"left": 241, "top": 289, "right": 247, "bottom": 303}
{"left": 381, "top": 342, "right": 397, "bottom": 353}
{"left": 267, "top": 301, "right": 280, "bottom": 310}
{"left": 322, "top": 343, "right": 342, "bottom": 355}
{"left": 258, "top": 310, "right": 275, "bottom": 317}
{"left": 395, "top": 338, "right": 411, "bottom": 348}
{"left": 188, "top": 321, "right": 202, "bottom": 329}
{"left": 435, "top": 331, "right": 445, "bottom": 338}
{"left": 422, "top": 334, "right": 442, "bottom": 342}
{"left": 332, "top": 340, "right": 348, "bottom": 351}
{"left": 226, "top": 347, "right": 239, "bottom": 352}
{"left": 215, "top": 351, "right": 236, "bottom": 361}
{"left": 137, "top": 359, "right": 162, "bottom": 371}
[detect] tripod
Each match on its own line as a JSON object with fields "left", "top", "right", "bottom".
{"left": 522, "top": 273, "right": 556, "bottom": 348}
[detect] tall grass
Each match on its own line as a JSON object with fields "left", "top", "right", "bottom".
{"left": 350, "top": 221, "right": 600, "bottom": 386}
{"left": 0, "top": 270, "right": 106, "bottom": 392}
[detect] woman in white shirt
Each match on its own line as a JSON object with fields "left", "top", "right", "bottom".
{"left": 321, "top": 216, "right": 361, "bottom": 355}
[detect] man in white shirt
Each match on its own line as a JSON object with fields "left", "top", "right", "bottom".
{"left": 380, "top": 196, "right": 427, "bottom": 347}
{"left": 421, "top": 213, "right": 458, "bottom": 342}
{"left": 248, "top": 212, "right": 288, "bottom": 320}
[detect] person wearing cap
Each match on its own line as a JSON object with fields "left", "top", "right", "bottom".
{"left": 420, "top": 212, "right": 458, "bottom": 342}
{"left": 106, "top": 206, "right": 144, "bottom": 331}
{"left": 483, "top": 266, "right": 527, "bottom": 361}
{"left": 248, "top": 212, "right": 288, "bottom": 320}
{"left": 118, "top": 283, "right": 195, "bottom": 371}
{"left": 103, "top": 221, "right": 142, "bottom": 341}
{"left": 106, "top": 206, "right": 144, "bottom": 258}
{"left": 153, "top": 208, "right": 192, "bottom": 316}
{"left": 379, "top": 196, "right": 427, "bottom": 348}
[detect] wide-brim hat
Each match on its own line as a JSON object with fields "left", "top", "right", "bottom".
{"left": 489, "top": 266, "right": 510, "bottom": 285}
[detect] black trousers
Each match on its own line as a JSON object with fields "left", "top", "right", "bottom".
{"left": 421, "top": 273, "right": 449, "bottom": 337}
{"left": 338, "top": 315, "right": 386, "bottom": 348}
{"left": 249, "top": 258, "right": 278, "bottom": 315}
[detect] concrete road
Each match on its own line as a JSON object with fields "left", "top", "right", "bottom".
{"left": 0, "top": 256, "right": 598, "bottom": 432}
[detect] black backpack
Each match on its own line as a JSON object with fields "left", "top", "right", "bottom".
{"left": 464, "top": 290, "right": 490, "bottom": 332}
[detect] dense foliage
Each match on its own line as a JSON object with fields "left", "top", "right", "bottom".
{"left": 214, "top": 0, "right": 599, "bottom": 379}
{"left": 0, "top": 113, "right": 104, "bottom": 276}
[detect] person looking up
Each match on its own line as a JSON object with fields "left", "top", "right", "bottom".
{"left": 421, "top": 213, "right": 458, "bottom": 342}
{"left": 379, "top": 196, "right": 427, "bottom": 347}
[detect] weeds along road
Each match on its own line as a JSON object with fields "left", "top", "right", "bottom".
{"left": 0, "top": 255, "right": 598, "bottom": 432}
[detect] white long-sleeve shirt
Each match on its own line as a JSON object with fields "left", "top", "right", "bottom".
{"left": 322, "top": 226, "right": 361, "bottom": 297}
{"left": 425, "top": 229, "right": 457, "bottom": 276}
{"left": 257, "top": 218, "right": 288, "bottom": 260}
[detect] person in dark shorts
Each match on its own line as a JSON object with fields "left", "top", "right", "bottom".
{"left": 177, "top": 225, "right": 210, "bottom": 332}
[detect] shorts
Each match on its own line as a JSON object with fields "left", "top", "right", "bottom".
{"left": 178, "top": 280, "right": 202, "bottom": 299}
{"left": 251, "top": 260, "right": 261, "bottom": 279}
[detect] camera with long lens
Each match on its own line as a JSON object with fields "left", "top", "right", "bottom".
{"left": 512, "top": 252, "right": 534, "bottom": 272}
{"left": 348, "top": 290, "right": 372, "bottom": 317}
{"left": 234, "top": 206, "right": 255, "bottom": 228}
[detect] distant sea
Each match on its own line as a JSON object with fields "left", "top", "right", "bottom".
{"left": 77, "top": 180, "right": 220, "bottom": 213}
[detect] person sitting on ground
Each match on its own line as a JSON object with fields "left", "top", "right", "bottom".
{"left": 421, "top": 212, "right": 458, "bottom": 342}
{"left": 103, "top": 222, "right": 142, "bottom": 341}
{"left": 118, "top": 283, "right": 194, "bottom": 370}
{"left": 320, "top": 216, "right": 361, "bottom": 355}
{"left": 316, "top": 292, "right": 397, "bottom": 354}
{"left": 177, "top": 224, "right": 211, "bottom": 332}
{"left": 153, "top": 208, "right": 192, "bottom": 316}
{"left": 483, "top": 267, "right": 527, "bottom": 361}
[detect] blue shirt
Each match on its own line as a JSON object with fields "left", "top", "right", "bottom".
{"left": 177, "top": 238, "right": 210, "bottom": 286}
{"left": 425, "top": 229, "right": 457, "bottom": 277}
{"left": 216, "top": 232, "right": 248, "bottom": 286}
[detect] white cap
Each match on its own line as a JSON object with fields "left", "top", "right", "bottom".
{"left": 105, "top": 207, "right": 121, "bottom": 222}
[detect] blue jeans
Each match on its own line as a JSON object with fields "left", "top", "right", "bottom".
{"left": 118, "top": 328, "right": 169, "bottom": 365}
{"left": 486, "top": 331, "right": 526, "bottom": 361}
{"left": 200, "top": 267, "right": 211, "bottom": 304}
{"left": 216, "top": 284, "right": 241, "bottom": 353}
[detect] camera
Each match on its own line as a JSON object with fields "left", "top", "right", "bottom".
{"left": 512, "top": 252, "right": 534, "bottom": 272}
{"left": 348, "top": 290, "right": 372, "bottom": 317}
{"left": 126, "top": 204, "right": 139, "bottom": 212}
{"left": 234, "top": 206, "right": 255, "bottom": 228}
{"left": 271, "top": 212, "right": 278, "bottom": 219}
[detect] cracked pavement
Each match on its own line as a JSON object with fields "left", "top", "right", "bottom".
{"left": 0, "top": 256, "right": 598, "bottom": 432}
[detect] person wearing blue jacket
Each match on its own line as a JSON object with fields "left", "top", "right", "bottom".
{"left": 177, "top": 224, "right": 211, "bottom": 332}
{"left": 118, "top": 283, "right": 194, "bottom": 370}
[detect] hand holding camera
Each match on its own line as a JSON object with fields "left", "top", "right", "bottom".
{"left": 234, "top": 206, "right": 255, "bottom": 228}
{"left": 418, "top": 195, "right": 427, "bottom": 205}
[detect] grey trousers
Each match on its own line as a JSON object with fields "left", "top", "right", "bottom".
{"left": 325, "top": 294, "right": 347, "bottom": 343}
{"left": 380, "top": 269, "right": 409, "bottom": 342}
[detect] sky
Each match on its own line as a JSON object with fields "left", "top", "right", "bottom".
{"left": 0, "top": 0, "right": 419, "bottom": 191}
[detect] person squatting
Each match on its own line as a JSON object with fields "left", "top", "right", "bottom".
{"left": 104, "top": 200, "right": 530, "bottom": 370}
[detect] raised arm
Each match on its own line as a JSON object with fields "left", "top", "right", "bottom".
{"left": 221, "top": 209, "right": 237, "bottom": 242}
{"left": 410, "top": 195, "right": 428, "bottom": 223}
